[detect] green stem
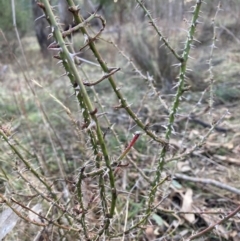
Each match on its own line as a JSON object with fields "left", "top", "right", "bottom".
{"left": 65, "top": 0, "right": 166, "bottom": 146}
{"left": 39, "top": 0, "right": 117, "bottom": 235}
{"left": 148, "top": 0, "right": 203, "bottom": 210}
{"left": 64, "top": 0, "right": 117, "bottom": 219}
{"left": 136, "top": 0, "right": 182, "bottom": 62}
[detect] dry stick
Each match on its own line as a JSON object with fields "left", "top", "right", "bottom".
{"left": 82, "top": 168, "right": 105, "bottom": 179}
{"left": 10, "top": 197, "right": 77, "bottom": 231}
{"left": 174, "top": 173, "right": 240, "bottom": 195}
{"left": 31, "top": 79, "right": 85, "bottom": 151}
{"left": 122, "top": 179, "right": 141, "bottom": 241}
{"left": 219, "top": 24, "right": 240, "bottom": 44}
{"left": 208, "top": 2, "right": 222, "bottom": 124}
{"left": 3, "top": 5, "right": 77, "bottom": 232}
{"left": 18, "top": 95, "right": 52, "bottom": 176}
{"left": 187, "top": 204, "right": 240, "bottom": 241}
{"left": 0, "top": 194, "right": 44, "bottom": 227}
{"left": 1, "top": 28, "right": 48, "bottom": 176}
{"left": 179, "top": 85, "right": 209, "bottom": 150}
{"left": 0, "top": 130, "right": 53, "bottom": 195}
{"left": 166, "top": 110, "right": 229, "bottom": 163}
{"left": 0, "top": 194, "right": 79, "bottom": 231}
{"left": 127, "top": 157, "right": 151, "bottom": 183}
{"left": 83, "top": 68, "right": 120, "bottom": 86}
{"left": 157, "top": 207, "right": 225, "bottom": 215}
{"left": 16, "top": 170, "right": 79, "bottom": 224}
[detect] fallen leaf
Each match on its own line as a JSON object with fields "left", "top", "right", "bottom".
{"left": 145, "top": 226, "right": 156, "bottom": 241}
{"left": 28, "top": 203, "right": 42, "bottom": 222}
{"left": 0, "top": 206, "right": 21, "bottom": 240}
{"left": 180, "top": 188, "right": 195, "bottom": 223}
{"left": 177, "top": 161, "right": 191, "bottom": 172}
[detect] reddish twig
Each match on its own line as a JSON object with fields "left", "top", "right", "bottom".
{"left": 116, "top": 132, "right": 141, "bottom": 163}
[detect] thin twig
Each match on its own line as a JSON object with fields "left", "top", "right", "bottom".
{"left": 174, "top": 173, "right": 240, "bottom": 195}
{"left": 187, "top": 204, "right": 240, "bottom": 240}
{"left": 83, "top": 68, "right": 120, "bottom": 86}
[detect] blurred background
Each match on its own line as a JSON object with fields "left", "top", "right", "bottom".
{"left": 1, "top": 0, "right": 240, "bottom": 92}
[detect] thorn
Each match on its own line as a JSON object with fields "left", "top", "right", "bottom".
{"left": 113, "top": 104, "right": 123, "bottom": 109}
{"left": 48, "top": 41, "right": 58, "bottom": 49}
{"left": 182, "top": 85, "right": 191, "bottom": 92}
{"left": 53, "top": 55, "right": 61, "bottom": 60}
{"left": 48, "top": 42, "right": 62, "bottom": 51}
{"left": 59, "top": 72, "right": 67, "bottom": 78}
{"left": 35, "top": 14, "right": 45, "bottom": 22}
{"left": 56, "top": 60, "right": 63, "bottom": 65}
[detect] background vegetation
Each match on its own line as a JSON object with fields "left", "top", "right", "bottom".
{"left": 1, "top": 0, "right": 240, "bottom": 240}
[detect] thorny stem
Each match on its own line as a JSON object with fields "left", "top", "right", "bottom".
{"left": 76, "top": 167, "right": 88, "bottom": 239}
{"left": 78, "top": 91, "right": 109, "bottom": 225}
{"left": 64, "top": 0, "right": 117, "bottom": 218}
{"left": 81, "top": 67, "right": 152, "bottom": 184}
{"left": 65, "top": 0, "right": 167, "bottom": 146}
{"left": 39, "top": 0, "right": 116, "bottom": 236}
{"left": 208, "top": 3, "right": 222, "bottom": 123}
{"left": 146, "top": 0, "right": 203, "bottom": 213}
{"left": 136, "top": 0, "right": 182, "bottom": 62}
